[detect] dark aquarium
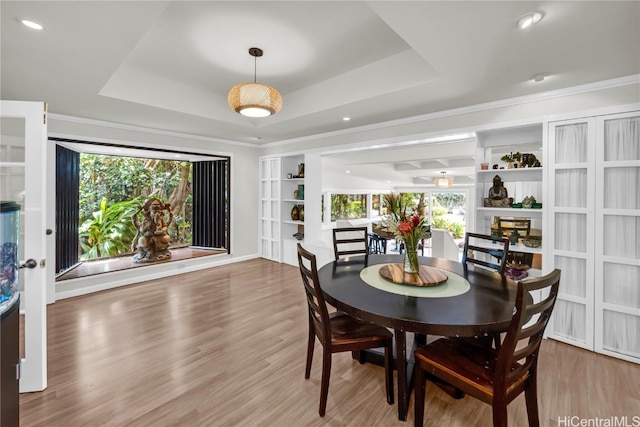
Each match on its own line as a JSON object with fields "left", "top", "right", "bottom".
{"left": 0, "top": 202, "right": 20, "bottom": 315}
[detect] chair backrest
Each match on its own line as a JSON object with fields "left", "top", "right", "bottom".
{"left": 297, "top": 243, "right": 332, "bottom": 345}
{"left": 462, "top": 232, "right": 510, "bottom": 274}
{"left": 494, "top": 269, "right": 561, "bottom": 395}
{"left": 332, "top": 227, "right": 369, "bottom": 260}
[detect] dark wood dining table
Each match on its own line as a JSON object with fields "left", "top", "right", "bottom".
{"left": 317, "top": 254, "right": 519, "bottom": 421}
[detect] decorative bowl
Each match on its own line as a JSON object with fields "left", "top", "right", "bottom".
{"left": 521, "top": 238, "right": 542, "bottom": 248}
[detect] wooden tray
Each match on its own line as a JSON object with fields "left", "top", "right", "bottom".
{"left": 378, "top": 264, "right": 448, "bottom": 287}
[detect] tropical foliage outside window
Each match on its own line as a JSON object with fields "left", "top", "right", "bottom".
{"left": 330, "top": 193, "right": 367, "bottom": 221}
{"left": 79, "top": 154, "right": 192, "bottom": 260}
{"left": 431, "top": 192, "right": 466, "bottom": 238}
{"left": 384, "top": 192, "right": 465, "bottom": 239}
{"left": 324, "top": 191, "right": 465, "bottom": 239}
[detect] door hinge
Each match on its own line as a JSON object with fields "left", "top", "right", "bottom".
{"left": 16, "top": 360, "right": 23, "bottom": 380}
{"left": 43, "top": 102, "right": 47, "bottom": 124}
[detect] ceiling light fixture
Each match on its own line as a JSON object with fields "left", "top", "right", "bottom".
{"left": 531, "top": 72, "right": 548, "bottom": 83}
{"left": 19, "top": 18, "right": 46, "bottom": 30}
{"left": 228, "top": 47, "right": 282, "bottom": 118}
{"left": 434, "top": 171, "right": 453, "bottom": 188}
{"left": 517, "top": 12, "right": 543, "bottom": 30}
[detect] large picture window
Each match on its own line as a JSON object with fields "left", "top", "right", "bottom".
{"left": 53, "top": 138, "right": 230, "bottom": 274}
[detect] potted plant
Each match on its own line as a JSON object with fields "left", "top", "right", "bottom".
{"left": 500, "top": 152, "right": 522, "bottom": 168}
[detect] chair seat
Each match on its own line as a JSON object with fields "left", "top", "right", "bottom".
{"left": 330, "top": 312, "right": 393, "bottom": 343}
{"left": 414, "top": 338, "right": 529, "bottom": 400}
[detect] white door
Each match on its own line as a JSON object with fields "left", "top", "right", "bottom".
{"left": 0, "top": 100, "right": 51, "bottom": 392}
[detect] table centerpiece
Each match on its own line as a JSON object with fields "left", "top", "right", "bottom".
{"left": 381, "top": 193, "right": 431, "bottom": 275}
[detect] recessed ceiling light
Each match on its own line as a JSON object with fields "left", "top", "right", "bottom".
{"left": 517, "top": 12, "right": 543, "bottom": 30}
{"left": 531, "top": 73, "right": 549, "bottom": 83}
{"left": 19, "top": 18, "right": 46, "bottom": 30}
{"left": 346, "top": 170, "right": 350, "bottom": 174}
{"left": 343, "top": 117, "right": 351, "bottom": 121}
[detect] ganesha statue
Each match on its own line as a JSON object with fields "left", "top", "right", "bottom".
{"left": 131, "top": 197, "right": 173, "bottom": 263}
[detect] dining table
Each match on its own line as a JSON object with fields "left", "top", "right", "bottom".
{"left": 317, "top": 254, "right": 519, "bottom": 421}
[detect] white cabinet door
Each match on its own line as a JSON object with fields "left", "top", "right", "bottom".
{"left": 547, "top": 118, "right": 596, "bottom": 351}
{"left": 259, "top": 157, "right": 280, "bottom": 262}
{"left": 0, "top": 100, "right": 51, "bottom": 391}
{"left": 548, "top": 109, "right": 640, "bottom": 364}
{"left": 594, "top": 111, "right": 640, "bottom": 363}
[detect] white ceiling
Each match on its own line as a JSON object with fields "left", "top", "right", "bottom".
{"left": 1, "top": 1, "right": 639, "bottom": 186}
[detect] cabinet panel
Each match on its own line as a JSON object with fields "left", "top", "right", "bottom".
{"left": 603, "top": 116, "right": 640, "bottom": 161}
{"left": 604, "top": 167, "right": 640, "bottom": 209}
{"left": 554, "top": 169, "right": 587, "bottom": 208}
{"left": 554, "top": 256, "right": 587, "bottom": 298}
{"left": 602, "top": 310, "right": 640, "bottom": 359}
{"left": 550, "top": 109, "right": 640, "bottom": 363}
{"left": 554, "top": 213, "right": 587, "bottom": 253}
{"left": 603, "top": 215, "right": 640, "bottom": 258}
{"left": 548, "top": 118, "right": 596, "bottom": 350}
{"left": 555, "top": 122, "right": 589, "bottom": 163}
{"left": 603, "top": 263, "right": 640, "bottom": 309}
{"left": 552, "top": 300, "right": 587, "bottom": 344}
{"left": 259, "top": 157, "right": 280, "bottom": 262}
{"left": 596, "top": 111, "right": 640, "bottom": 363}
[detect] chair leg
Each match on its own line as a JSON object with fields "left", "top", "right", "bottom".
{"left": 491, "top": 398, "right": 508, "bottom": 427}
{"left": 319, "top": 350, "right": 332, "bottom": 417}
{"left": 524, "top": 376, "right": 541, "bottom": 427}
{"left": 305, "top": 325, "right": 315, "bottom": 379}
{"left": 384, "top": 338, "right": 394, "bottom": 404}
{"left": 414, "top": 360, "right": 425, "bottom": 427}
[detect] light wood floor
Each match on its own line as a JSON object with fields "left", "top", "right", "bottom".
{"left": 21, "top": 258, "right": 640, "bottom": 426}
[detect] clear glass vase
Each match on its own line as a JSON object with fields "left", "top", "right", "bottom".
{"left": 403, "top": 241, "right": 420, "bottom": 274}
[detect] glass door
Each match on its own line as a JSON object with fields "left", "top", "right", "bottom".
{"left": 430, "top": 191, "right": 467, "bottom": 245}
{"left": 0, "top": 100, "right": 51, "bottom": 392}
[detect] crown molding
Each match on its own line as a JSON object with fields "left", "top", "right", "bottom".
{"left": 47, "top": 113, "right": 257, "bottom": 148}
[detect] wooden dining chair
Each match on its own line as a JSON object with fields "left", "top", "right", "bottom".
{"left": 297, "top": 243, "right": 394, "bottom": 416}
{"left": 332, "top": 227, "right": 369, "bottom": 260}
{"left": 413, "top": 269, "right": 561, "bottom": 427}
{"left": 462, "top": 232, "right": 510, "bottom": 274}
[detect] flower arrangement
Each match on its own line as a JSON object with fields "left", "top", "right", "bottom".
{"left": 381, "top": 193, "right": 431, "bottom": 274}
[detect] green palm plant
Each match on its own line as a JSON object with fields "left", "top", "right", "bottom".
{"left": 79, "top": 197, "right": 142, "bottom": 260}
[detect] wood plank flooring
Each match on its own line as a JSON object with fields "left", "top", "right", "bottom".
{"left": 21, "top": 258, "right": 640, "bottom": 426}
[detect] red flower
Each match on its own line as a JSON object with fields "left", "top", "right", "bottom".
{"left": 412, "top": 214, "right": 420, "bottom": 227}
{"left": 398, "top": 221, "right": 412, "bottom": 233}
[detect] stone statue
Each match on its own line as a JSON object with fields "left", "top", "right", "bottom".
{"left": 131, "top": 197, "right": 173, "bottom": 263}
{"left": 484, "top": 175, "right": 513, "bottom": 207}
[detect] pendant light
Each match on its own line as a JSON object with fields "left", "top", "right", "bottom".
{"left": 434, "top": 171, "right": 453, "bottom": 187}
{"left": 228, "top": 47, "right": 282, "bottom": 117}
